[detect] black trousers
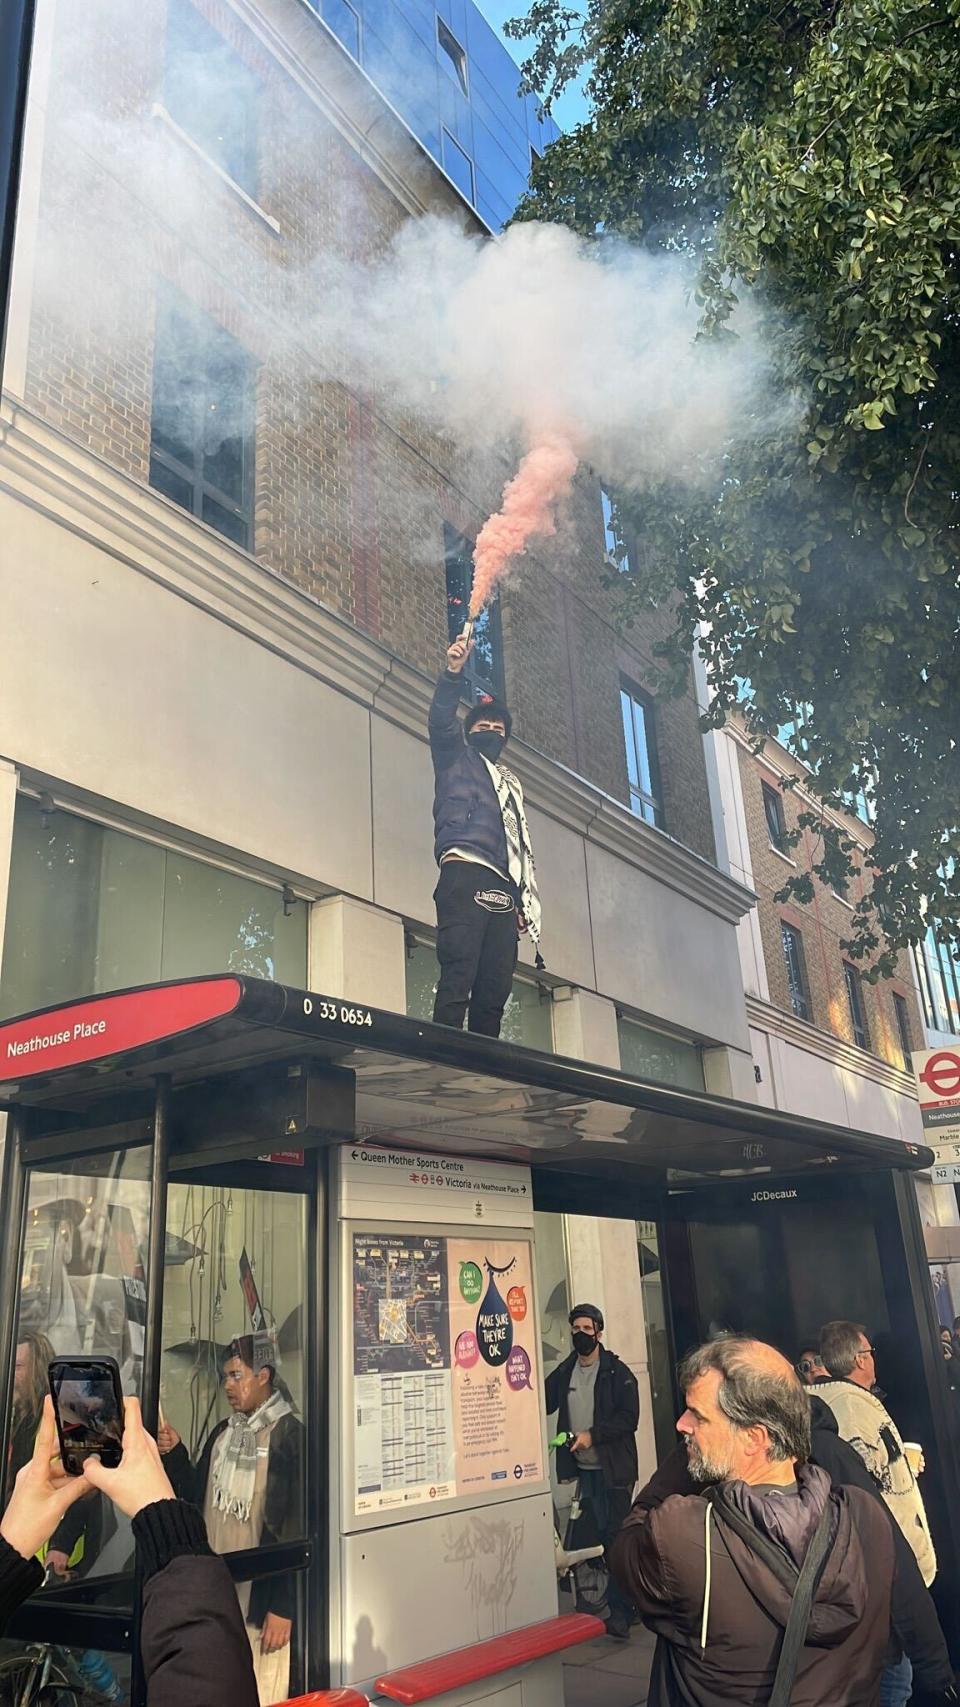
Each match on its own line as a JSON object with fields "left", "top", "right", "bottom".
{"left": 433, "top": 860, "right": 518, "bottom": 1037}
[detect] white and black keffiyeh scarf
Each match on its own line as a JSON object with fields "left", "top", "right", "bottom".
{"left": 481, "top": 756, "right": 543, "bottom": 957}
{"left": 211, "top": 1390, "right": 291, "bottom": 1524}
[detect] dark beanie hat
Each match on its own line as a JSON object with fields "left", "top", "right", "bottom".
{"left": 464, "top": 696, "right": 513, "bottom": 742}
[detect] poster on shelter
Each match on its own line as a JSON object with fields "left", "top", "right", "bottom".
{"left": 351, "top": 1231, "right": 543, "bottom": 1515}
{"left": 447, "top": 1238, "right": 543, "bottom": 1494}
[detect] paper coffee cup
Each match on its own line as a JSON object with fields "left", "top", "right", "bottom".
{"left": 903, "top": 1442, "right": 923, "bottom": 1476}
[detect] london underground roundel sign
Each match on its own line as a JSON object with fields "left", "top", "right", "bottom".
{"left": 918, "top": 1050, "right": 960, "bottom": 1102}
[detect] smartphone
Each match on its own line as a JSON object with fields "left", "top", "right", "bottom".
{"left": 48, "top": 1356, "right": 125, "bottom": 1476}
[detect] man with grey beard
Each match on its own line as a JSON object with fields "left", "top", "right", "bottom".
{"left": 610, "top": 1336, "right": 895, "bottom": 1705}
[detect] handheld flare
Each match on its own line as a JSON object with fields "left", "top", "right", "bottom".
{"left": 459, "top": 618, "right": 474, "bottom": 645}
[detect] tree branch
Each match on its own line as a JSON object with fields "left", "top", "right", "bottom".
{"left": 899, "top": 16, "right": 953, "bottom": 44}
{"left": 904, "top": 434, "right": 930, "bottom": 525}
{"left": 801, "top": 114, "right": 839, "bottom": 160}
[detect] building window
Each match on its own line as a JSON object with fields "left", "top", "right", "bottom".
{"left": 437, "top": 17, "right": 468, "bottom": 95}
{"left": 893, "top": 991, "right": 912, "bottom": 1070}
{"left": 913, "top": 926, "right": 960, "bottom": 1037}
{"left": 406, "top": 940, "right": 551, "bottom": 1049}
{"left": 762, "top": 781, "right": 787, "bottom": 852}
{"left": 444, "top": 522, "right": 504, "bottom": 700}
{"left": 620, "top": 683, "right": 664, "bottom": 828}
{"left": 617, "top": 1015, "right": 704, "bottom": 1092}
{"left": 843, "top": 962, "right": 870, "bottom": 1050}
{"left": 441, "top": 129, "right": 475, "bottom": 203}
{"left": 319, "top": 0, "right": 360, "bottom": 58}
{"left": 601, "top": 488, "right": 632, "bottom": 573}
{"left": 0, "top": 797, "right": 307, "bottom": 1020}
{"left": 150, "top": 288, "right": 255, "bottom": 549}
{"left": 164, "top": 0, "right": 260, "bottom": 193}
{"left": 781, "top": 922, "right": 811, "bottom": 1022}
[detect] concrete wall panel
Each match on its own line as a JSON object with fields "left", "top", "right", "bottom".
{"left": 338, "top": 1497, "right": 556, "bottom": 1682}
{"left": 586, "top": 841, "right": 750, "bottom": 1050}
{"left": 0, "top": 495, "right": 373, "bottom": 894}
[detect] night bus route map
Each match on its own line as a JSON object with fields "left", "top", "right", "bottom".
{"left": 352, "top": 1233, "right": 450, "bottom": 1376}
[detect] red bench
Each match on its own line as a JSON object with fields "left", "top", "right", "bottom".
{"left": 281, "top": 1694, "right": 369, "bottom": 1707}
{"left": 280, "top": 1612, "right": 604, "bottom": 1707}
{"left": 374, "top": 1612, "right": 605, "bottom": 1704}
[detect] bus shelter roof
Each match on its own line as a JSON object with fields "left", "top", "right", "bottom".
{"left": 0, "top": 975, "right": 931, "bottom": 1185}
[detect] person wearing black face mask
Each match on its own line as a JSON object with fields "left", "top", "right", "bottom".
{"left": 427, "top": 635, "right": 542, "bottom": 1037}
{"left": 545, "top": 1304, "right": 640, "bottom": 1640}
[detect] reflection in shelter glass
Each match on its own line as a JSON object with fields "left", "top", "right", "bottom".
{"left": 7, "top": 1149, "right": 152, "bottom": 1626}
{"left": 159, "top": 1183, "right": 308, "bottom": 1705}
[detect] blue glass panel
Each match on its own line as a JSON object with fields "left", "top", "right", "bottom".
{"left": 320, "top": 0, "right": 360, "bottom": 57}
{"left": 449, "top": 0, "right": 469, "bottom": 42}
{"left": 472, "top": 118, "right": 524, "bottom": 201}
{"left": 441, "top": 129, "right": 475, "bottom": 202}
{"left": 475, "top": 193, "right": 503, "bottom": 230}
{"left": 470, "top": 68, "right": 528, "bottom": 158}
{"left": 438, "top": 75, "right": 473, "bottom": 146}
{"left": 474, "top": 170, "right": 513, "bottom": 229}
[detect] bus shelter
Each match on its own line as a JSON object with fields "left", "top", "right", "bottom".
{"left": 0, "top": 974, "right": 952, "bottom": 1705}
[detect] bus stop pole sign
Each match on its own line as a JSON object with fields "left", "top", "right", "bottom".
{"left": 914, "top": 1047, "right": 960, "bottom": 1179}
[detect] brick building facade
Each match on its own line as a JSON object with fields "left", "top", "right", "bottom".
{"left": 715, "top": 717, "right": 925, "bottom": 1142}
{"left": 12, "top": 0, "right": 715, "bottom": 861}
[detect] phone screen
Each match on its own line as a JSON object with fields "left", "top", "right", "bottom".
{"left": 51, "top": 1361, "right": 124, "bottom": 1471}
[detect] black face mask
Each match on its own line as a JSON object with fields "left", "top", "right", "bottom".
{"left": 467, "top": 730, "right": 506, "bottom": 763}
{"left": 572, "top": 1330, "right": 597, "bottom": 1357}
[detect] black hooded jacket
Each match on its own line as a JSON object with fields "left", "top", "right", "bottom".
{"left": 612, "top": 1457, "right": 893, "bottom": 1705}
{"left": 619, "top": 1409, "right": 954, "bottom": 1704}
{"left": 545, "top": 1346, "right": 640, "bottom": 1488}
{"left": 429, "top": 671, "right": 511, "bottom": 875}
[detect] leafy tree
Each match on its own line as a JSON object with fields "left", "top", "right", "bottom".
{"left": 509, "top": 0, "right": 960, "bottom": 972}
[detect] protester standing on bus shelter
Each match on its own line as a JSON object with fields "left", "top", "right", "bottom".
{"left": 428, "top": 634, "right": 542, "bottom": 1038}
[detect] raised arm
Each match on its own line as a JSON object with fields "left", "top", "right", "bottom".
{"left": 428, "top": 638, "right": 474, "bottom": 769}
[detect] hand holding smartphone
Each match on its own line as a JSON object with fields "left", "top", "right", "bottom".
{"left": 48, "top": 1356, "right": 125, "bottom": 1476}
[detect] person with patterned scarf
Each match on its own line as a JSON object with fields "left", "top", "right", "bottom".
{"left": 158, "top": 1337, "right": 304, "bottom": 1706}
{"left": 428, "top": 633, "right": 542, "bottom": 1038}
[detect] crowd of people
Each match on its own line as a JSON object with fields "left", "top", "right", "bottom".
{"left": 2, "top": 1310, "right": 958, "bottom": 1707}
{"left": 547, "top": 1308, "right": 959, "bottom": 1706}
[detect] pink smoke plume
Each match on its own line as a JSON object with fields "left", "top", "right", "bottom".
{"left": 469, "top": 434, "right": 579, "bottom": 618}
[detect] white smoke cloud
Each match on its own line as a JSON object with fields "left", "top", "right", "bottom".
{"left": 22, "top": 0, "right": 792, "bottom": 530}
{"left": 300, "top": 217, "right": 790, "bottom": 489}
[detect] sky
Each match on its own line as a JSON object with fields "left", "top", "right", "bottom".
{"left": 476, "top": 0, "right": 591, "bottom": 131}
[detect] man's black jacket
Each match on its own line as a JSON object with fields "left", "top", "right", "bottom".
{"left": 624, "top": 1396, "right": 954, "bottom": 1702}
{"left": 545, "top": 1347, "right": 639, "bottom": 1488}
{"left": 165, "top": 1412, "right": 304, "bottom": 1628}
{"left": 429, "top": 671, "right": 510, "bottom": 876}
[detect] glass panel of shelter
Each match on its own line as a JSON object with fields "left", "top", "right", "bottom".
{"left": 3, "top": 1145, "right": 152, "bottom": 1707}
{"left": 8, "top": 1147, "right": 151, "bottom": 1611}
{"left": 3, "top": 1124, "right": 315, "bottom": 1707}
{"left": 158, "top": 1167, "right": 311, "bottom": 1705}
